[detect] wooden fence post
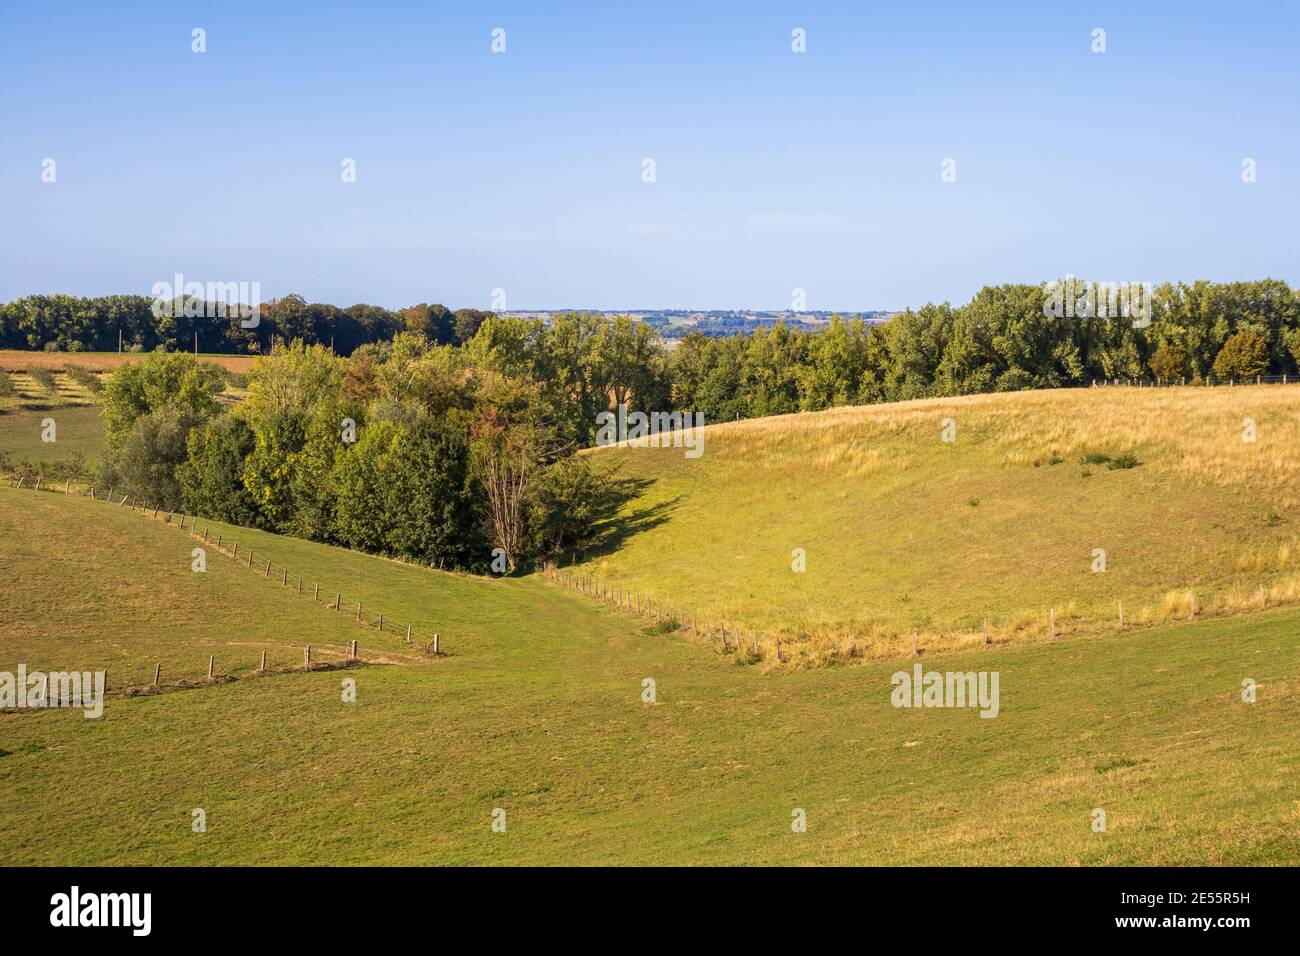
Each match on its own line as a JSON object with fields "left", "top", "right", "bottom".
{"left": 207, "top": 656, "right": 215, "bottom": 680}
{"left": 983, "top": 618, "right": 990, "bottom": 645}
{"left": 1117, "top": 601, "right": 1124, "bottom": 628}
{"left": 377, "top": 614, "right": 382, "bottom": 630}
{"left": 153, "top": 663, "right": 161, "bottom": 687}
{"left": 304, "top": 646, "right": 311, "bottom": 669}
{"left": 232, "top": 541, "right": 237, "bottom": 559}
{"left": 356, "top": 602, "right": 361, "bottom": 621}
{"left": 433, "top": 633, "right": 440, "bottom": 655}
{"left": 406, "top": 624, "right": 412, "bottom": 643}
{"left": 912, "top": 628, "right": 918, "bottom": 657}
{"left": 1049, "top": 607, "right": 1056, "bottom": 639}
{"left": 260, "top": 650, "right": 267, "bottom": 671}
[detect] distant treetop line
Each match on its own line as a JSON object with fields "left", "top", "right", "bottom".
{"left": 0, "top": 294, "right": 494, "bottom": 355}
{"left": 3, "top": 280, "right": 1298, "bottom": 406}
{"left": 0, "top": 294, "right": 899, "bottom": 354}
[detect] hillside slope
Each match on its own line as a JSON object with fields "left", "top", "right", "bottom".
{"left": 1, "top": 485, "right": 1297, "bottom": 864}
{"left": 584, "top": 385, "right": 1300, "bottom": 661}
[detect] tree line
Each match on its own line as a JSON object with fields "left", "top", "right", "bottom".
{"left": 668, "top": 278, "right": 1300, "bottom": 422}
{"left": 0, "top": 293, "right": 494, "bottom": 355}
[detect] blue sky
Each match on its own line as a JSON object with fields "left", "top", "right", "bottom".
{"left": 1, "top": 1, "right": 1296, "bottom": 311}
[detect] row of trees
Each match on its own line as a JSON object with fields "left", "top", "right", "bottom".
{"left": 0, "top": 294, "right": 493, "bottom": 355}
{"left": 666, "top": 279, "right": 1300, "bottom": 421}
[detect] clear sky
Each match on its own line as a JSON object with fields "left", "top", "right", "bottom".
{"left": 1, "top": 1, "right": 1296, "bottom": 312}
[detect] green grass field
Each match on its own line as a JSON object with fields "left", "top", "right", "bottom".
{"left": 584, "top": 385, "right": 1300, "bottom": 662}
{"left": 1, "top": 483, "right": 1296, "bottom": 864}
{"left": 0, "top": 404, "right": 105, "bottom": 465}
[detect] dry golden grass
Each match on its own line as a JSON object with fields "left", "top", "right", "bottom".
{"left": 0, "top": 350, "right": 256, "bottom": 373}
{"left": 586, "top": 384, "right": 1300, "bottom": 668}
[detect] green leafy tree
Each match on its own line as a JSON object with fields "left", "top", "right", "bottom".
{"left": 100, "top": 352, "right": 223, "bottom": 450}
{"left": 242, "top": 340, "right": 343, "bottom": 429}
{"left": 241, "top": 410, "right": 308, "bottom": 530}
{"left": 179, "top": 414, "right": 259, "bottom": 524}
{"left": 1213, "top": 330, "right": 1270, "bottom": 380}
{"left": 105, "top": 406, "right": 202, "bottom": 509}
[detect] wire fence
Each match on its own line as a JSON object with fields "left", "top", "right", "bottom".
{"left": 1092, "top": 373, "right": 1299, "bottom": 388}
{"left": 543, "top": 561, "right": 781, "bottom": 661}
{"left": 4, "top": 475, "right": 445, "bottom": 691}
{"left": 543, "top": 558, "right": 1291, "bottom": 666}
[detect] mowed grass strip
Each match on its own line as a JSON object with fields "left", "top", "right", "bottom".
{"left": 585, "top": 385, "right": 1300, "bottom": 661}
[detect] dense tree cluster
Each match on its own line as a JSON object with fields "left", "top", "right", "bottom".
{"left": 95, "top": 333, "right": 635, "bottom": 572}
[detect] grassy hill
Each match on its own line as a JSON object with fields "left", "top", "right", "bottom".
{"left": 1, "top": 482, "right": 1297, "bottom": 864}
{"left": 582, "top": 385, "right": 1300, "bottom": 663}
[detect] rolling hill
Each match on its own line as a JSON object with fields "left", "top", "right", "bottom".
{"left": 1, "top": 478, "right": 1297, "bottom": 864}
{"left": 582, "top": 385, "right": 1300, "bottom": 663}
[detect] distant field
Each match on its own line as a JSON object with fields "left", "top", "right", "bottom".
{"left": 0, "top": 350, "right": 257, "bottom": 373}
{"left": 0, "top": 355, "right": 250, "bottom": 466}
{"left": 1, "top": 484, "right": 1296, "bottom": 865}
{"left": 585, "top": 385, "right": 1300, "bottom": 663}
{"left": 0, "top": 404, "right": 104, "bottom": 464}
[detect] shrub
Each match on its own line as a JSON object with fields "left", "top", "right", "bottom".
{"left": 0, "top": 370, "right": 13, "bottom": 398}
{"left": 28, "top": 366, "right": 57, "bottom": 395}
{"left": 1107, "top": 453, "right": 1139, "bottom": 470}
{"left": 65, "top": 364, "right": 103, "bottom": 393}
{"left": 1080, "top": 451, "right": 1111, "bottom": 465}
